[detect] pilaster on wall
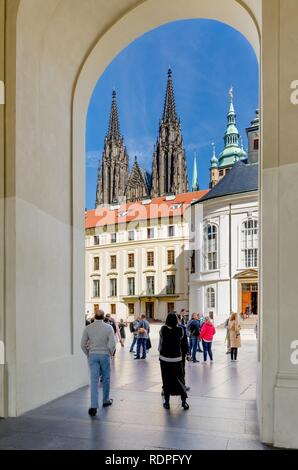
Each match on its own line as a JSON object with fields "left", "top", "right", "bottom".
{"left": 260, "top": 0, "right": 298, "bottom": 449}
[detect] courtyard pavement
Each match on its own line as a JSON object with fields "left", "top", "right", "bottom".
{"left": 0, "top": 325, "right": 270, "bottom": 450}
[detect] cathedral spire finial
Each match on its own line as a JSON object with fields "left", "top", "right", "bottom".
{"left": 163, "top": 67, "right": 177, "bottom": 122}
{"left": 107, "top": 89, "right": 121, "bottom": 140}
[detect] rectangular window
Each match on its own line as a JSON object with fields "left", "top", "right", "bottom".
{"left": 146, "top": 276, "right": 155, "bottom": 295}
{"left": 94, "top": 235, "right": 100, "bottom": 245}
{"left": 93, "top": 257, "right": 99, "bottom": 271}
{"left": 93, "top": 279, "right": 100, "bottom": 298}
{"left": 190, "top": 250, "right": 196, "bottom": 274}
{"left": 128, "top": 230, "right": 135, "bottom": 241}
{"left": 128, "top": 277, "right": 135, "bottom": 296}
{"left": 167, "top": 250, "right": 175, "bottom": 265}
{"left": 147, "top": 227, "right": 154, "bottom": 239}
{"left": 167, "top": 302, "right": 175, "bottom": 314}
{"left": 110, "top": 255, "right": 117, "bottom": 270}
{"left": 219, "top": 170, "right": 224, "bottom": 177}
{"left": 128, "top": 253, "right": 134, "bottom": 268}
{"left": 111, "top": 233, "right": 117, "bottom": 243}
{"left": 168, "top": 225, "right": 175, "bottom": 237}
{"left": 128, "top": 303, "right": 135, "bottom": 316}
{"left": 111, "top": 304, "right": 116, "bottom": 315}
{"left": 166, "top": 275, "right": 176, "bottom": 295}
{"left": 110, "top": 279, "right": 117, "bottom": 297}
{"left": 147, "top": 251, "right": 154, "bottom": 266}
{"left": 253, "top": 138, "right": 259, "bottom": 150}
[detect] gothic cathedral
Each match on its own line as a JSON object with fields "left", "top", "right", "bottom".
{"left": 95, "top": 69, "right": 189, "bottom": 207}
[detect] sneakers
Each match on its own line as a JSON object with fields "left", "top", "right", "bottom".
{"left": 163, "top": 401, "right": 170, "bottom": 410}
{"left": 182, "top": 401, "right": 190, "bottom": 410}
{"left": 103, "top": 399, "right": 113, "bottom": 407}
{"left": 88, "top": 408, "right": 97, "bottom": 417}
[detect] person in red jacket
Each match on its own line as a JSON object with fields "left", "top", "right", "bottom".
{"left": 200, "top": 316, "right": 216, "bottom": 363}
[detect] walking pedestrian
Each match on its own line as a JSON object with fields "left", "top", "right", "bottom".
{"left": 159, "top": 313, "right": 189, "bottom": 410}
{"left": 197, "top": 313, "right": 204, "bottom": 352}
{"left": 135, "top": 314, "right": 150, "bottom": 360}
{"left": 200, "top": 316, "right": 216, "bottom": 363}
{"left": 229, "top": 312, "right": 241, "bottom": 361}
{"left": 129, "top": 317, "right": 139, "bottom": 352}
{"left": 118, "top": 319, "right": 127, "bottom": 347}
{"left": 186, "top": 313, "right": 201, "bottom": 363}
{"left": 81, "top": 309, "right": 116, "bottom": 417}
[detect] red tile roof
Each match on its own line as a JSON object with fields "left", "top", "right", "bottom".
{"left": 85, "top": 190, "right": 209, "bottom": 229}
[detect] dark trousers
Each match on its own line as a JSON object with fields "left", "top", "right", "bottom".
{"left": 231, "top": 348, "right": 238, "bottom": 360}
{"left": 202, "top": 340, "right": 213, "bottom": 361}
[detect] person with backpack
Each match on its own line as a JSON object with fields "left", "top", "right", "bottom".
{"left": 129, "top": 317, "right": 139, "bottom": 353}
{"left": 186, "top": 313, "right": 201, "bottom": 363}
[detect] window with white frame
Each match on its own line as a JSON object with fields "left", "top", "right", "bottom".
{"left": 166, "top": 275, "right": 176, "bottom": 294}
{"left": 147, "top": 227, "right": 154, "bottom": 239}
{"left": 146, "top": 276, "right": 155, "bottom": 295}
{"left": 241, "top": 219, "right": 258, "bottom": 268}
{"left": 206, "top": 287, "right": 215, "bottom": 309}
{"left": 168, "top": 225, "right": 175, "bottom": 237}
{"left": 128, "top": 230, "right": 135, "bottom": 241}
{"left": 204, "top": 224, "right": 218, "bottom": 270}
{"left": 111, "top": 232, "right": 117, "bottom": 243}
{"left": 110, "top": 278, "right": 117, "bottom": 297}
{"left": 93, "top": 279, "right": 100, "bottom": 298}
{"left": 127, "top": 277, "right": 135, "bottom": 296}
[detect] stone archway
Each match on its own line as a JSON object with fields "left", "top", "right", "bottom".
{"left": 1, "top": 0, "right": 298, "bottom": 449}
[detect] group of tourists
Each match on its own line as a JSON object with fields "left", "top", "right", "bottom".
{"left": 81, "top": 308, "right": 242, "bottom": 417}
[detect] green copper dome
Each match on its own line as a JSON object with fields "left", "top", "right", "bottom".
{"left": 218, "top": 88, "right": 247, "bottom": 168}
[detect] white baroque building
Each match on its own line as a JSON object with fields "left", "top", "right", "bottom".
{"left": 85, "top": 191, "right": 207, "bottom": 321}
{"left": 189, "top": 161, "right": 258, "bottom": 327}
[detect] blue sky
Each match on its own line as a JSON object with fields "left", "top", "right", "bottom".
{"left": 86, "top": 19, "right": 259, "bottom": 209}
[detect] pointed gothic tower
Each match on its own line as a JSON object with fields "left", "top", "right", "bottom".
{"left": 151, "top": 69, "right": 188, "bottom": 197}
{"left": 95, "top": 90, "right": 129, "bottom": 206}
{"left": 191, "top": 152, "right": 199, "bottom": 191}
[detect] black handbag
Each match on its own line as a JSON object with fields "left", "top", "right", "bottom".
{"left": 146, "top": 336, "right": 152, "bottom": 350}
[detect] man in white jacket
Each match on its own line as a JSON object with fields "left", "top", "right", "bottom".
{"left": 81, "top": 309, "right": 116, "bottom": 417}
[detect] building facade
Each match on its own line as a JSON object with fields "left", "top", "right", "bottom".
{"left": 86, "top": 191, "right": 207, "bottom": 321}
{"left": 189, "top": 162, "right": 258, "bottom": 326}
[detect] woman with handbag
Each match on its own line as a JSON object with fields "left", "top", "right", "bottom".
{"left": 228, "top": 312, "right": 241, "bottom": 361}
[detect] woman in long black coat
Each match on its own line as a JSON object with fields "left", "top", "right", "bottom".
{"left": 159, "top": 313, "right": 189, "bottom": 410}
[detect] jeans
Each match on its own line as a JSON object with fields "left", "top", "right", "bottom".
{"left": 202, "top": 340, "right": 213, "bottom": 361}
{"left": 130, "top": 335, "right": 137, "bottom": 352}
{"left": 189, "top": 336, "right": 198, "bottom": 362}
{"left": 88, "top": 353, "right": 111, "bottom": 408}
{"left": 136, "top": 337, "right": 147, "bottom": 358}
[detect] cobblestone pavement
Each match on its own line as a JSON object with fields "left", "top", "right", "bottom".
{"left": 0, "top": 325, "right": 270, "bottom": 450}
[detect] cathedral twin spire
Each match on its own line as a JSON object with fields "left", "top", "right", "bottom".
{"left": 96, "top": 69, "right": 189, "bottom": 207}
